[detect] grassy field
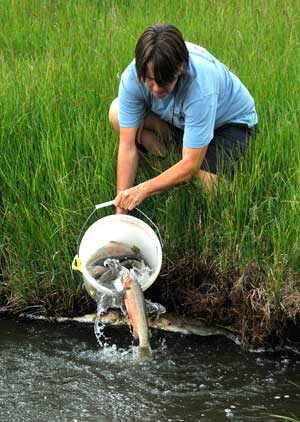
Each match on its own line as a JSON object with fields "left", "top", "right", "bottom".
{"left": 0, "top": 0, "right": 299, "bottom": 346}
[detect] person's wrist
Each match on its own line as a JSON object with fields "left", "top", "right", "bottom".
{"left": 138, "top": 182, "right": 148, "bottom": 196}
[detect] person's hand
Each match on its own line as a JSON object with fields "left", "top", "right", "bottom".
{"left": 115, "top": 206, "right": 127, "bottom": 215}
{"left": 114, "top": 184, "right": 147, "bottom": 211}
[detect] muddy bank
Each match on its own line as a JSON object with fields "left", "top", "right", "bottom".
{"left": 146, "top": 256, "right": 300, "bottom": 349}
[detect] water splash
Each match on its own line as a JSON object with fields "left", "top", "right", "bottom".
{"left": 92, "top": 257, "right": 166, "bottom": 351}
{"left": 145, "top": 300, "right": 166, "bottom": 319}
{"left": 94, "top": 296, "right": 111, "bottom": 348}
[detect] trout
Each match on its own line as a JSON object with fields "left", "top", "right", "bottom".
{"left": 123, "top": 274, "right": 152, "bottom": 359}
{"left": 86, "top": 241, "right": 144, "bottom": 282}
{"left": 86, "top": 241, "right": 142, "bottom": 268}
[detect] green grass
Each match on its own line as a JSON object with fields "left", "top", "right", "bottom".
{"left": 0, "top": 0, "right": 299, "bottom": 344}
{"left": 270, "top": 416, "right": 300, "bottom": 422}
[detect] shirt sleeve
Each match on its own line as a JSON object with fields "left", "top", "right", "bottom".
{"left": 183, "top": 93, "right": 218, "bottom": 148}
{"left": 118, "top": 65, "right": 148, "bottom": 128}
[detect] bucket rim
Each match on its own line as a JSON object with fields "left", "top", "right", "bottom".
{"left": 79, "top": 214, "right": 162, "bottom": 295}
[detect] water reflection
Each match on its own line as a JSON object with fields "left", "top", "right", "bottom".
{"left": 0, "top": 317, "right": 299, "bottom": 422}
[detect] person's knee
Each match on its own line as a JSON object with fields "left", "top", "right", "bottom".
{"left": 108, "top": 97, "right": 119, "bottom": 132}
{"left": 144, "top": 112, "right": 168, "bottom": 133}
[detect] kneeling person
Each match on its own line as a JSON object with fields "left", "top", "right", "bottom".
{"left": 109, "top": 23, "right": 258, "bottom": 213}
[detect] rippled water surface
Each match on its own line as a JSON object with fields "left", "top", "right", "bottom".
{"left": 0, "top": 317, "right": 299, "bottom": 422}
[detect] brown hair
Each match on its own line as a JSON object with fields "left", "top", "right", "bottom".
{"left": 135, "top": 24, "right": 189, "bottom": 86}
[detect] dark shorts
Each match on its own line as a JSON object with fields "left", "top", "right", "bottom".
{"left": 136, "top": 121, "right": 258, "bottom": 176}
{"left": 201, "top": 123, "right": 258, "bottom": 175}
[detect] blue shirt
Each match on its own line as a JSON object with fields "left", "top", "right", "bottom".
{"left": 118, "top": 42, "right": 258, "bottom": 148}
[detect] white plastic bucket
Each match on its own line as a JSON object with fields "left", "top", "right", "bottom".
{"left": 78, "top": 213, "right": 162, "bottom": 299}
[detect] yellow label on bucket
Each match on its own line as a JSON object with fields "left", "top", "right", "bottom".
{"left": 72, "top": 255, "right": 82, "bottom": 273}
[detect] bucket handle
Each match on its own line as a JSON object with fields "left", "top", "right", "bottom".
{"left": 133, "top": 207, "right": 163, "bottom": 247}
{"left": 76, "top": 200, "right": 163, "bottom": 253}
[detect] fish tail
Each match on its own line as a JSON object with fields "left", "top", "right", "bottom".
{"left": 138, "top": 346, "right": 153, "bottom": 359}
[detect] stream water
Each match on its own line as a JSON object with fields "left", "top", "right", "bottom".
{"left": 0, "top": 316, "right": 299, "bottom": 422}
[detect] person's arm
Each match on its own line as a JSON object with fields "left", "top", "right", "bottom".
{"left": 116, "top": 126, "right": 139, "bottom": 214}
{"left": 114, "top": 145, "right": 208, "bottom": 211}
